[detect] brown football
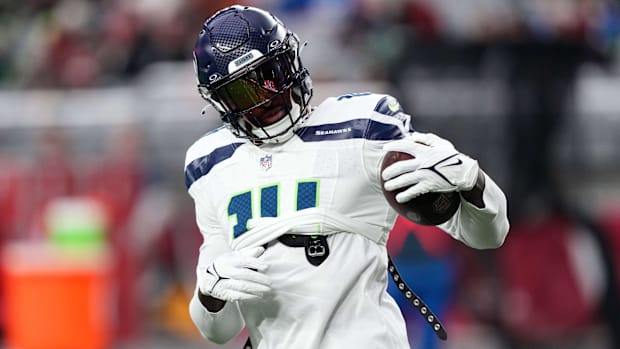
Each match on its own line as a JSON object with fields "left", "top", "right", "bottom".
{"left": 380, "top": 151, "right": 461, "bottom": 226}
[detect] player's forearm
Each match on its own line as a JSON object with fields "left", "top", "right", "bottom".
{"left": 440, "top": 171, "right": 509, "bottom": 249}
{"left": 189, "top": 290, "right": 244, "bottom": 344}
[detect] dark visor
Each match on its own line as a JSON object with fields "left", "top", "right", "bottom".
{"left": 213, "top": 54, "right": 294, "bottom": 113}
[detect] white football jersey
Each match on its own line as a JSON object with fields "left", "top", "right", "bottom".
{"left": 185, "top": 93, "right": 509, "bottom": 349}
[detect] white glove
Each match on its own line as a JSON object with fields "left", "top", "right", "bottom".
{"left": 382, "top": 132, "right": 479, "bottom": 203}
{"left": 198, "top": 246, "right": 271, "bottom": 302}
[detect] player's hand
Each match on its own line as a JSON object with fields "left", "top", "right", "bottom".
{"left": 382, "top": 132, "right": 479, "bottom": 203}
{"left": 198, "top": 246, "right": 271, "bottom": 302}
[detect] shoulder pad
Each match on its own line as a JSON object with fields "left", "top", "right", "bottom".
{"left": 309, "top": 93, "right": 390, "bottom": 124}
{"left": 184, "top": 127, "right": 245, "bottom": 189}
{"left": 296, "top": 93, "right": 412, "bottom": 142}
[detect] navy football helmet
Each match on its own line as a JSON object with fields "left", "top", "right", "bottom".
{"left": 194, "top": 5, "right": 313, "bottom": 143}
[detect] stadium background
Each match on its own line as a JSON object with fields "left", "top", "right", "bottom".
{"left": 1, "top": 0, "right": 620, "bottom": 348}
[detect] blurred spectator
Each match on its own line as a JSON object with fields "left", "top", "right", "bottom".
{"left": 86, "top": 126, "right": 144, "bottom": 231}
{"left": 0, "top": 157, "right": 28, "bottom": 241}
{"left": 340, "top": 0, "right": 418, "bottom": 80}
{"left": 95, "top": 7, "right": 142, "bottom": 83}
{"left": 26, "top": 127, "right": 77, "bottom": 238}
{"left": 122, "top": 1, "right": 190, "bottom": 78}
{"left": 85, "top": 126, "right": 146, "bottom": 341}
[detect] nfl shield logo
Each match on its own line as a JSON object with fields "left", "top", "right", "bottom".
{"left": 260, "top": 154, "right": 272, "bottom": 171}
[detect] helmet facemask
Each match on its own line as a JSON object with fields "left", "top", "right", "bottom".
{"left": 198, "top": 34, "right": 312, "bottom": 144}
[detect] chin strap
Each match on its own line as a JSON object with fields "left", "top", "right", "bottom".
{"left": 241, "top": 254, "right": 447, "bottom": 348}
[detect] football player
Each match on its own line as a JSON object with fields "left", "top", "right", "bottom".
{"left": 185, "top": 5, "right": 509, "bottom": 349}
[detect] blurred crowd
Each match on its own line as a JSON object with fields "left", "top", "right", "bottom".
{"left": 1, "top": 0, "right": 618, "bottom": 87}
{"left": 0, "top": 0, "right": 239, "bottom": 88}
{"left": 1, "top": 1, "right": 620, "bottom": 349}
{"left": 341, "top": 0, "right": 620, "bottom": 78}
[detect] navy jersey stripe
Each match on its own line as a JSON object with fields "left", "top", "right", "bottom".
{"left": 185, "top": 142, "right": 244, "bottom": 189}
{"left": 296, "top": 119, "right": 405, "bottom": 142}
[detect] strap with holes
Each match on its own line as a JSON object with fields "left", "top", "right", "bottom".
{"left": 388, "top": 255, "right": 448, "bottom": 340}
